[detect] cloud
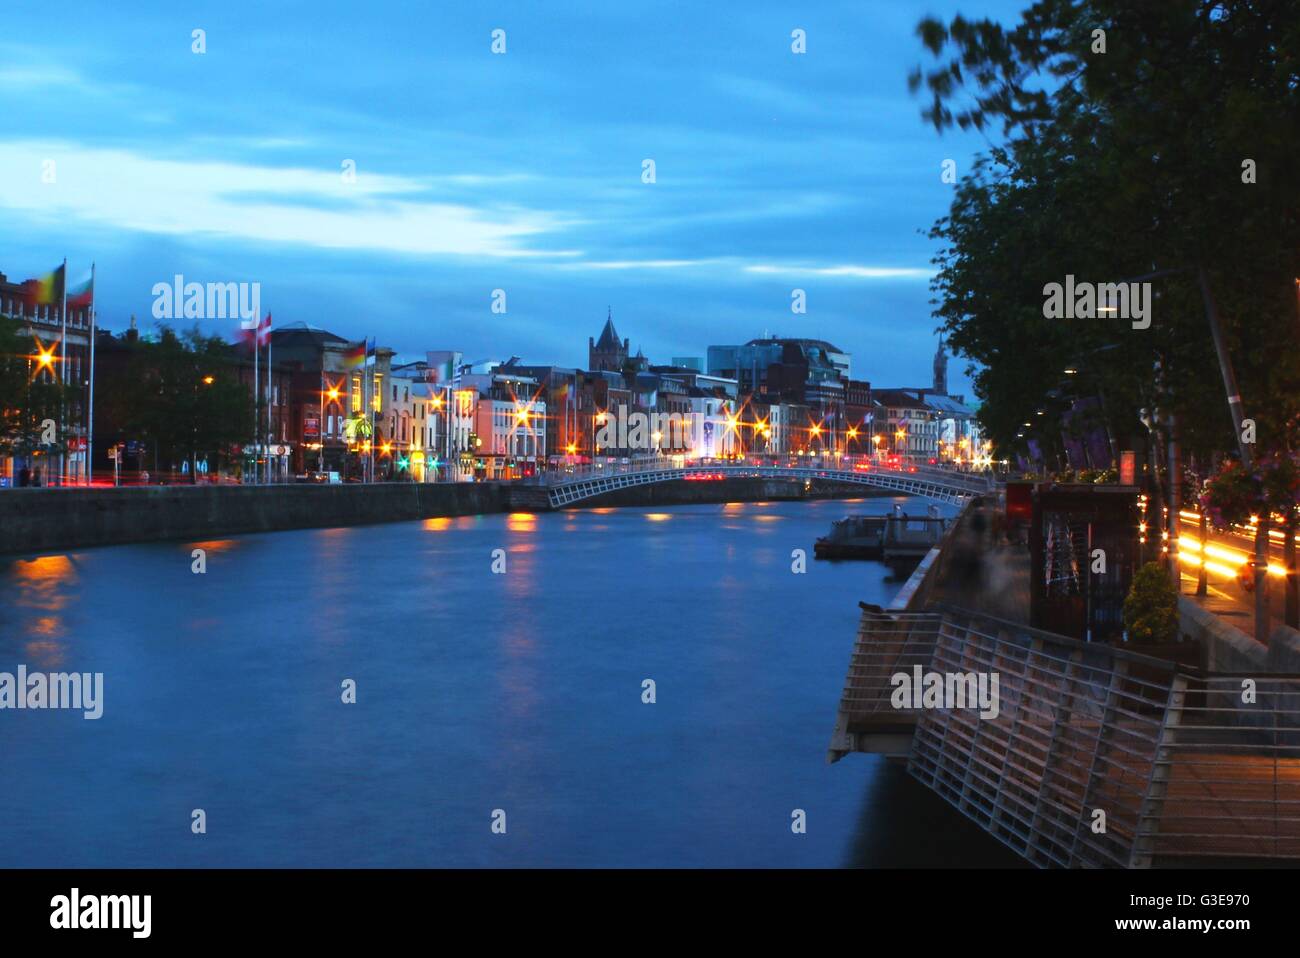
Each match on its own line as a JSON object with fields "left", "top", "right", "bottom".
{"left": 0, "top": 141, "right": 575, "bottom": 258}
{"left": 0, "top": 64, "right": 85, "bottom": 90}
{"left": 743, "top": 264, "right": 932, "bottom": 279}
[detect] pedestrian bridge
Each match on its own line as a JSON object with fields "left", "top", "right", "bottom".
{"left": 541, "top": 458, "right": 993, "bottom": 508}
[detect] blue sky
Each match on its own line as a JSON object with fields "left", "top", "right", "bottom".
{"left": 1, "top": 0, "right": 1024, "bottom": 396}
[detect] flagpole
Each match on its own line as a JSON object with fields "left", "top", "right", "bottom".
{"left": 87, "top": 263, "right": 96, "bottom": 486}
{"left": 253, "top": 316, "right": 260, "bottom": 485}
{"left": 265, "top": 316, "right": 273, "bottom": 484}
{"left": 318, "top": 368, "right": 325, "bottom": 475}
{"left": 368, "top": 338, "right": 375, "bottom": 483}
{"left": 364, "top": 343, "right": 371, "bottom": 483}
{"left": 59, "top": 258, "right": 67, "bottom": 485}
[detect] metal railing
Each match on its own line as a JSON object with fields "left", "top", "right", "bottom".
{"left": 543, "top": 457, "right": 993, "bottom": 507}
{"left": 1137, "top": 676, "right": 1300, "bottom": 862}
{"left": 828, "top": 603, "right": 1300, "bottom": 867}
{"left": 827, "top": 608, "right": 943, "bottom": 758}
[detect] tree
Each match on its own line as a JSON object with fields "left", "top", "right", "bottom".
{"left": 912, "top": 0, "right": 1300, "bottom": 461}
{"left": 0, "top": 315, "right": 79, "bottom": 478}
{"left": 101, "top": 325, "right": 253, "bottom": 479}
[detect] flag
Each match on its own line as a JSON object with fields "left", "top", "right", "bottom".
{"left": 32, "top": 264, "right": 64, "bottom": 305}
{"left": 257, "top": 313, "right": 272, "bottom": 347}
{"left": 342, "top": 341, "right": 366, "bottom": 368}
{"left": 365, "top": 337, "right": 376, "bottom": 360}
{"left": 66, "top": 271, "right": 93, "bottom": 309}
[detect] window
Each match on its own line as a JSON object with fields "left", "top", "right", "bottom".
{"left": 351, "top": 376, "right": 361, "bottom": 412}
{"left": 373, "top": 375, "right": 382, "bottom": 413}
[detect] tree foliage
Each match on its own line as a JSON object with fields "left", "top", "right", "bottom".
{"left": 0, "top": 314, "right": 79, "bottom": 462}
{"left": 914, "top": 0, "right": 1300, "bottom": 462}
{"left": 100, "top": 325, "right": 254, "bottom": 474}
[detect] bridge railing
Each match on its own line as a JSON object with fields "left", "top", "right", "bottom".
{"left": 542, "top": 456, "right": 994, "bottom": 492}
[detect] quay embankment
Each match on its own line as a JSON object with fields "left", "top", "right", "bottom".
{"left": 0, "top": 477, "right": 892, "bottom": 556}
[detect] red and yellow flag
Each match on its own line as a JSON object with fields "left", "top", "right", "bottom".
{"left": 31, "top": 264, "right": 64, "bottom": 305}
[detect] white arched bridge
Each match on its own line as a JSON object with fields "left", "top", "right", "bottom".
{"left": 540, "top": 458, "right": 994, "bottom": 508}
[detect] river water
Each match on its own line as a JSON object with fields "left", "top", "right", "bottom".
{"left": 0, "top": 496, "right": 1021, "bottom": 867}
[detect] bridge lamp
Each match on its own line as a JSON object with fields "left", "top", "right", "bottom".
{"left": 810, "top": 424, "right": 821, "bottom": 437}
{"left": 327, "top": 385, "right": 341, "bottom": 402}
{"left": 566, "top": 442, "right": 576, "bottom": 455}
{"left": 202, "top": 375, "right": 215, "bottom": 385}
{"left": 847, "top": 427, "right": 859, "bottom": 440}
{"left": 34, "top": 345, "right": 56, "bottom": 369}
{"left": 871, "top": 435, "right": 881, "bottom": 445}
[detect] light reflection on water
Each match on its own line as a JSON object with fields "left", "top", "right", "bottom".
{"left": 0, "top": 496, "right": 1014, "bottom": 868}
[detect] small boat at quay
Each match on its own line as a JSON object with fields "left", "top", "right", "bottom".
{"left": 814, "top": 504, "right": 950, "bottom": 561}
{"left": 814, "top": 514, "right": 887, "bottom": 559}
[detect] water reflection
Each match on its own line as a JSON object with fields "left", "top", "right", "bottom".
{"left": 6, "top": 554, "right": 77, "bottom": 655}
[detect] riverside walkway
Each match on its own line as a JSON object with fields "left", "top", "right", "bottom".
{"left": 829, "top": 499, "right": 1300, "bottom": 868}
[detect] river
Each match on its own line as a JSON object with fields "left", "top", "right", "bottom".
{"left": 0, "top": 496, "right": 1021, "bottom": 867}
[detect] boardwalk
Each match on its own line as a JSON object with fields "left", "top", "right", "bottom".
{"left": 830, "top": 604, "right": 1300, "bottom": 866}
{"left": 829, "top": 498, "right": 1300, "bottom": 867}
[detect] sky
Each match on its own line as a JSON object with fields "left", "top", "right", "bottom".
{"left": 1, "top": 0, "right": 1026, "bottom": 397}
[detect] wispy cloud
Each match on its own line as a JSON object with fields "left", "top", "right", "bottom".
{"left": 0, "top": 141, "right": 575, "bottom": 258}
{"left": 743, "top": 264, "right": 932, "bottom": 279}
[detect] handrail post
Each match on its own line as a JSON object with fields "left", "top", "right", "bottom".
{"left": 1129, "top": 674, "right": 1187, "bottom": 869}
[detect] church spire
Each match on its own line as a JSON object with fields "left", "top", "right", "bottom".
{"left": 932, "top": 335, "right": 948, "bottom": 395}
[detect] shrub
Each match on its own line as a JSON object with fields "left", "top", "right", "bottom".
{"left": 1124, "top": 561, "right": 1179, "bottom": 644}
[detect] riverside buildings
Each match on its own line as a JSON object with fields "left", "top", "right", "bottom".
{"left": 0, "top": 270, "right": 93, "bottom": 485}
{"left": 2, "top": 261, "right": 982, "bottom": 482}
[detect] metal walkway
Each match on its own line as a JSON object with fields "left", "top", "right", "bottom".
{"left": 543, "top": 458, "right": 992, "bottom": 508}
{"left": 829, "top": 605, "right": 1300, "bottom": 867}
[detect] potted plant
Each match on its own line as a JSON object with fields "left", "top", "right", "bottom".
{"left": 1122, "top": 561, "right": 1200, "bottom": 666}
